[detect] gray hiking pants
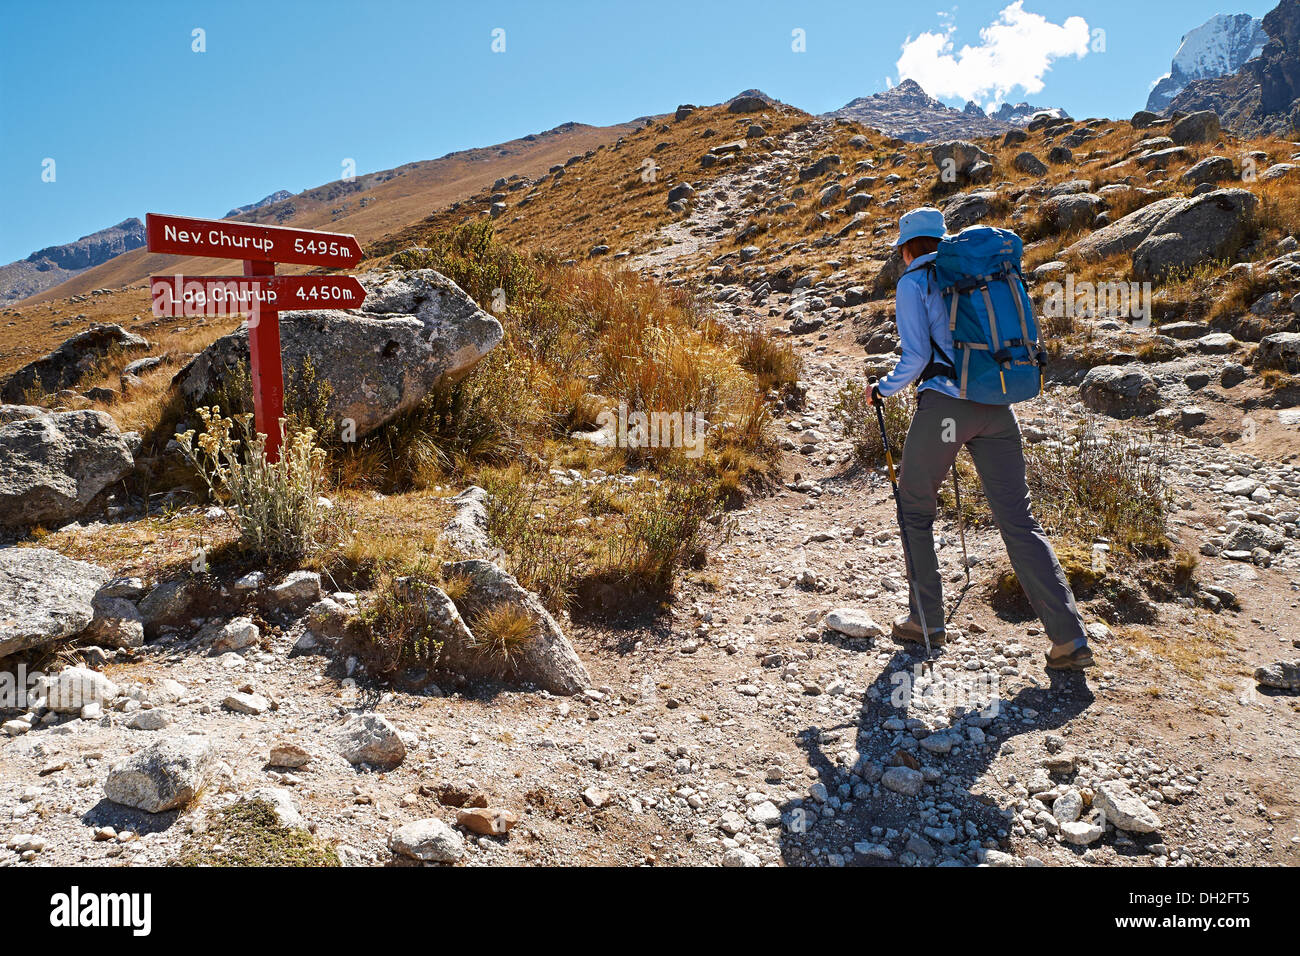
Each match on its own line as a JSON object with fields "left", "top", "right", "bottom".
{"left": 896, "top": 390, "right": 1087, "bottom": 649}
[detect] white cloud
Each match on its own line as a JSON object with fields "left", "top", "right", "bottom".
{"left": 896, "top": 1, "right": 1090, "bottom": 106}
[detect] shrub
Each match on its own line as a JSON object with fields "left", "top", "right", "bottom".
{"left": 1025, "top": 417, "right": 1171, "bottom": 554}
{"left": 466, "top": 602, "right": 536, "bottom": 666}
{"left": 176, "top": 406, "right": 329, "bottom": 560}
{"left": 352, "top": 569, "right": 475, "bottom": 679}
{"left": 831, "top": 380, "right": 913, "bottom": 464}
{"left": 174, "top": 801, "right": 339, "bottom": 867}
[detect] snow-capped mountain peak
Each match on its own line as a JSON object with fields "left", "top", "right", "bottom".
{"left": 1147, "top": 12, "right": 1267, "bottom": 112}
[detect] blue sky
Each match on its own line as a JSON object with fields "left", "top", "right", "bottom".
{"left": 0, "top": 0, "right": 1276, "bottom": 263}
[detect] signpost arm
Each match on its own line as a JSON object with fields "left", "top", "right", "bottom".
{"left": 243, "top": 258, "right": 285, "bottom": 463}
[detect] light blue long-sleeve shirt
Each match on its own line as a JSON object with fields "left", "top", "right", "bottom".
{"left": 876, "top": 252, "right": 961, "bottom": 400}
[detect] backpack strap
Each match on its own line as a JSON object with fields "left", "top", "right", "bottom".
{"left": 1004, "top": 260, "right": 1039, "bottom": 363}
{"left": 904, "top": 259, "right": 957, "bottom": 385}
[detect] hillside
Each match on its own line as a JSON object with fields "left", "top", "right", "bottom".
{"left": 20, "top": 119, "right": 642, "bottom": 306}
{"left": 0, "top": 218, "right": 145, "bottom": 305}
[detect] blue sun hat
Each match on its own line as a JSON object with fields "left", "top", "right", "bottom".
{"left": 894, "top": 207, "right": 948, "bottom": 247}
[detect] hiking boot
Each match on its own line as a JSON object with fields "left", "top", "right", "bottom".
{"left": 891, "top": 613, "right": 946, "bottom": 647}
{"left": 1045, "top": 644, "right": 1095, "bottom": 671}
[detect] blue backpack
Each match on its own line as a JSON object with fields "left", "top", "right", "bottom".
{"left": 924, "top": 226, "right": 1046, "bottom": 405}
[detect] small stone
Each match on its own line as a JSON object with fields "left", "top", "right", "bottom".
{"left": 824, "top": 608, "right": 883, "bottom": 639}
{"left": 269, "top": 741, "right": 311, "bottom": 768}
{"left": 456, "top": 807, "right": 518, "bottom": 836}
{"left": 882, "top": 765, "right": 924, "bottom": 797}
{"left": 214, "top": 617, "right": 259, "bottom": 652}
{"left": 222, "top": 692, "right": 270, "bottom": 715}
{"left": 389, "top": 818, "right": 465, "bottom": 862}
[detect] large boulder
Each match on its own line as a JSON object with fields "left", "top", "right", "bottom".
{"left": 439, "top": 559, "right": 592, "bottom": 695}
{"left": 0, "top": 410, "right": 134, "bottom": 528}
{"left": 103, "top": 735, "right": 217, "bottom": 813}
{"left": 1169, "top": 110, "right": 1221, "bottom": 145}
{"left": 1011, "top": 152, "right": 1048, "bottom": 176}
{"left": 1079, "top": 366, "right": 1163, "bottom": 418}
{"left": 1132, "top": 189, "right": 1258, "bottom": 281}
{"left": 941, "top": 191, "right": 1000, "bottom": 231}
{"left": 171, "top": 270, "right": 503, "bottom": 438}
{"left": 931, "top": 141, "right": 992, "bottom": 179}
{"left": 337, "top": 713, "right": 407, "bottom": 769}
{"left": 1180, "top": 155, "right": 1235, "bottom": 186}
{"left": 0, "top": 547, "right": 109, "bottom": 658}
{"left": 1041, "top": 193, "right": 1105, "bottom": 233}
{"left": 1255, "top": 332, "right": 1300, "bottom": 372}
{"left": 1061, "top": 197, "right": 1185, "bottom": 263}
{"left": 1, "top": 325, "right": 148, "bottom": 402}
{"left": 389, "top": 818, "right": 465, "bottom": 862}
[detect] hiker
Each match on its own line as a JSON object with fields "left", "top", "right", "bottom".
{"left": 868, "top": 207, "right": 1094, "bottom": 670}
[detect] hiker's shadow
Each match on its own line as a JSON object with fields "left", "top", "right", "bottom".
{"left": 778, "top": 644, "right": 1093, "bottom": 866}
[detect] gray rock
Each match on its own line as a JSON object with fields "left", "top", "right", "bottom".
{"left": 222, "top": 691, "right": 270, "bottom": 715}
{"left": 0, "top": 410, "right": 135, "bottom": 527}
{"left": 126, "top": 709, "right": 171, "bottom": 731}
{"left": 82, "top": 593, "right": 145, "bottom": 649}
{"left": 824, "top": 608, "right": 883, "bottom": 639}
{"left": 1079, "top": 366, "right": 1162, "bottom": 418}
{"left": 269, "top": 570, "right": 321, "bottom": 606}
{"left": 942, "top": 191, "right": 1000, "bottom": 231}
{"left": 881, "top": 765, "right": 924, "bottom": 796}
{"left": 727, "top": 95, "right": 767, "bottom": 114}
{"left": 931, "top": 141, "right": 993, "bottom": 178}
{"left": 0, "top": 404, "right": 47, "bottom": 426}
{"left": 1062, "top": 197, "right": 1185, "bottom": 263}
{"left": 1095, "top": 779, "right": 1162, "bottom": 833}
{"left": 442, "top": 486, "right": 494, "bottom": 557}
{"left": 439, "top": 559, "right": 592, "bottom": 695}
{"left": 1254, "top": 660, "right": 1300, "bottom": 691}
{"left": 389, "top": 817, "right": 465, "bottom": 862}
{"left": 44, "top": 665, "right": 119, "bottom": 713}
{"left": 667, "top": 182, "right": 695, "bottom": 204}
{"left": 1060, "top": 819, "right": 1104, "bottom": 845}
{"left": 338, "top": 713, "right": 407, "bottom": 768}
{"left": 1255, "top": 332, "right": 1300, "bottom": 373}
{"left": 1135, "top": 146, "right": 1190, "bottom": 169}
{"left": 1, "top": 325, "right": 148, "bottom": 401}
{"left": 1042, "top": 193, "right": 1105, "bottom": 233}
{"left": 172, "top": 270, "right": 503, "bottom": 438}
{"left": 1132, "top": 189, "right": 1258, "bottom": 281}
{"left": 137, "top": 579, "right": 199, "bottom": 630}
{"left": 0, "top": 547, "right": 109, "bottom": 658}
{"left": 104, "top": 735, "right": 217, "bottom": 813}
{"left": 213, "top": 616, "right": 260, "bottom": 652}
{"left": 1180, "top": 156, "right": 1235, "bottom": 186}
{"left": 1011, "top": 152, "right": 1048, "bottom": 176}
{"left": 1169, "top": 110, "right": 1221, "bottom": 146}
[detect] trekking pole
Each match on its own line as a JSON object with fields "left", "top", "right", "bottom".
{"left": 951, "top": 463, "right": 971, "bottom": 585}
{"left": 869, "top": 378, "right": 932, "bottom": 660}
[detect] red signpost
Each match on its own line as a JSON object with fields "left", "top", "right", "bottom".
{"left": 145, "top": 213, "right": 365, "bottom": 462}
